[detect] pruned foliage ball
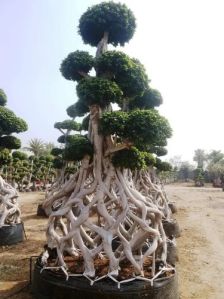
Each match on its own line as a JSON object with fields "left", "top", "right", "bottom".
{"left": 99, "top": 111, "right": 128, "bottom": 136}
{"left": 129, "top": 88, "right": 163, "bottom": 110}
{"left": 149, "top": 146, "right": 168, "bottom": 157}
{"left": 0, "top": 149, "right": 11, "bottom": 165}
{"left": 125, "top": 110, "right": 172, "bottom": 146}
{"left": 143, "top": 152, "right": 156, "bottom": 166}
{"left": 0, "top": 89, "right": 7, "bottom": 106}
{"left": 0, "top": 106, "right": 28, "bottom": 135}
{"left": 156, "top": 158, "right": 172, "bottom": 171}
{"left": 51, "top": 147, "right": 63, "bottom": 157}
{"left": 52, "top": 158, "right": 64, "bottom": 169}
{"left": 0, "top": 136, "right": 21, "bottom": 149}
{"left": 54, "top": 120, "right": 81, "bottom": 131}
{"left": 60, "top": 51, "right": 94, "bottom": 81}
{"left": 100, "top": 109, "right": 172, "bottom": 148}
{"left": 64, "top": 135, "right": 93, "bottom": 161}
{"left": 96, "top": 51, "right": 149, "bottom": 98}
{"left": 12, "top": 151, "right": 28, "bottom": 160}
{"left": 79, "top": 2, "right": 136, "bottom": 46}
{"left": 66, "top": 101, "right": 89, "bottom": 118}
{"left": 112, "top": 147, "right": 146, "bottom": 170}
{"left": 77, "top": 77, "right": 122, "bottom": 107}
{"left": 57, "top": 135, "right": 66, "bottom": 144}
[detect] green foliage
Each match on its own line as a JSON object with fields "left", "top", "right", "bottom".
{"left": 0, "top": 149, "right": 11, "bottom": 165}
{"left": 125, "top": 110, "right": 172, "bottom": 146}
{"left": 54, "top": 120, "right": 81, "bottom": 131}
{"left": 0, "top": 136, "right": 21, "bottom": 149}
{"left": 100, "top": 110, "right": 172, "bottom": 148}
{"left": 207, "top": 150, "right": 224, "bottom": 164}
{"left": 51, "top": 147, "right": 63, "bottom": 156}
{"left": 129, "top": 88, "right": 163, "bottom": 110}
{"left": 39, "top": 155, "right": 54, "bottom": 163}
{"left": 81, "top": 114, "right": 90, "bottom": 131}
{"left": 77, "top": 77, "right": 122, "bottom": 108}
{"left": 155, "top": 159, "right": 172, "bottom": 172}
{"left": 66, "top": 101, "right": 89, "bottom": 118}
{"left": 99, "top": 111, "right": 128, "bottom": 136}
{"left": 64, "top": 135, "right": 93, "bottom": 161}
{"left": 57, "top": 135, "right": 66, "bottom": 144}
{"left": 112, "top": 147, "right": 146, "bottom": 170}
{"left": 149, "top": 146, "right": 168, "bottom": 157}
{"left": 24, "top": 138, "right": 45, "bottom": 157}
{"left": 193, "top": 149, "right": 207, "bottom": 169}
{"left": 143, "top": 152, "right": 156, "bottom": 166}
{"left": 12, "top": 151, "right": 28, "bottom": 160}
{"left": 194, "top": 167, "right": 205, "bottom": 186}
{"left": 0, "top": 89, "right": 7, "bottom": 106}
{"left": 96, "top": 51, "right": 149, "bottom": 98}
{"left": 60, "top": 51, "right": 94, "bottom": 81}
{"left": 52, "top": 158, "right": 64, "bottom": 169}
{"left": 0, "top": 106, "right": 28, "bottom": 136}
{"left": 79, "top": 2, "right": 136, "bottom": 46}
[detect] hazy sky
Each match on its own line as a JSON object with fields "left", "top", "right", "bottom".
{"left": 1, "top": 0, "right": 224, "bottom": 162}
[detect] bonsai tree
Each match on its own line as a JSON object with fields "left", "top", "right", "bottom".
{"left": 48, "top": 118, "right": 83, "bottom": 189}
{"left": 0, "top": 89, "right": 28, "bottom": 226}
{"left": 42, "top": 2, "right": 174, "bottom": 286}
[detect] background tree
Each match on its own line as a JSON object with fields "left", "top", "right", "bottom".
{"left": 193, "top": 149, "right": 207, "bottom": 169}
{"left": 0, "top": 89, "right": 28, "bottom": 226}
{"left": 42, "top": 2, "right": 175, "bottom": 285}
{"left": 24, "top": 138, "right": 45, "bottom": 157}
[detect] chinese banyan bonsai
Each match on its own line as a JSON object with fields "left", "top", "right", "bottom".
{"left": 0, "top": 89, "right": 28, "bottom": 245}
{"left": 33, "top": 2, "right": 178, "bottom": 299}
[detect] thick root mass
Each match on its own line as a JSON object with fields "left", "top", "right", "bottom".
{"left": 0, "top": 176, "right": 21, "bottom": 227}
{"left": 43, "top": 163, "right": 175, "bottom": 283}
{"left": 42, "top": 106, "right": 176, "bottom": 285}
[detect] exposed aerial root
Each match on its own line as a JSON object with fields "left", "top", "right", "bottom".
{"left": 0, "top": 176, "right": 21, "bottom": 227}
{"left": 42, "top": 163, "right": 175, "bottom": 282}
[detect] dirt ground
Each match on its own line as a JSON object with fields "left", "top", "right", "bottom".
{"left": 0, "top": 184, "right": 224, "bottom": 299}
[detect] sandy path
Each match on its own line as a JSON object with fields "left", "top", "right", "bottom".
{"left": 0, "top": 185, "right": 224, "bottom": 298}
{"left": 165, "top": 184, "right": 224, "bottom": 299}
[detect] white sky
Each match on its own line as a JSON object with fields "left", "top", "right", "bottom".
{"left": 1, "top": 0, "right": 224, "bottom": 162}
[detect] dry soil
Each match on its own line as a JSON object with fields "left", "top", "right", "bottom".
{"left": 0, "top": 184, "right": 224, "bottom": 298}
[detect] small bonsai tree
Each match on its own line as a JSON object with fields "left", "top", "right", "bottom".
{"left": 0, "top": 89, "right": 28, "bottom": 226}
{"left": 42, "top": 2, "right": 174, "bottom": 286}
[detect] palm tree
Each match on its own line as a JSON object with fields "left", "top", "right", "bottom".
{"left": 24, "top": 138, "right": 45, "bottom": 157}
{"left": 43, "top": 142, "right": 55, "bottom": 156}
{"left": 193, "top": 149, "right": 207, "bottom": 169}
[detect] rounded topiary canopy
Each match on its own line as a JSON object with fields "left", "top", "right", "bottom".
{"left": 100, "top": 109, "right": 172, "bottom": 148}
{"left": 54, "top": 120, "right": 81, "bottom": 131}
{"left": 52, "top": 158, "right": 64, "bottom": 169}
{"left": 78, "top": 1, "right": 136, "bottom": 46}
{"left": 77, "top": 77, "right": 122, "bottom": 107}
{"left": 0, "top": 106, "right": 28, "bottom": 135}
{"left": 112, "top": 147, "right": 146, "bottom": 170}
{"left": 63, "top": 135, "right": 93, "bottom": 161}
{"left": 96, "top": 51, "right": 149, "bottom": 98}
{"left": 60, "top": 51, "right": 94, "bottom": 81}
{"left": 66, "top": 101, "right": 89, "bottom": 118}
{"left": 129, "top": 88, "right": 163, "bottom": 110}
{"left": 51, "top": 147, "right": 64, "bottom": 157}
{"left": 12, "top": 151, "right": 28, "bottom": 160}
{"left": 156, "top": 158, "right": 172, "bottom": 172}
{"left": 0, "top": 136, "right": 21, "bottom": 149}
{"left": 0, "top": 149, "right": 11, "bottom": 165}
{"left": 149, "top": 146, "right": 168, "bottom": 157}
{"left": 0, "top": 89, "right": 7, "bottom": 106}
